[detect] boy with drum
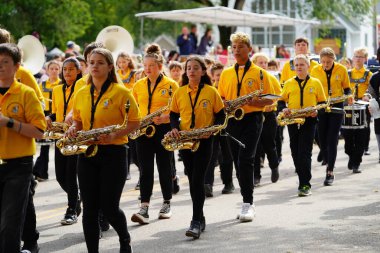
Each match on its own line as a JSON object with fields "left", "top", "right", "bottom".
{"left": 343, "top": 47, "right": 372, "bottom": 174}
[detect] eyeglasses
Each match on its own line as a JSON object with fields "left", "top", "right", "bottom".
{"left": 353, "top": 55, "right": 366, "bottom": 59}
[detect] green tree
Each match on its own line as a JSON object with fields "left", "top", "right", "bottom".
{"left": 0, "top": 0, "right": 92, "bottom": 48}
{"left": 299, "top": 0, "right": 372, "bottom": 21}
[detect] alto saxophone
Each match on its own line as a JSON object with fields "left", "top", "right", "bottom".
{"left": 225, "top": 90, "right": 262, "bottom": 120}
{"left": 277, "top": 100, "right": 331, "bottom": 126}
{"left": 56, "top": 101, "right": 130, "bottom": 157}
{"left": 330, "top": 94, "right": 353, "bottom": 104}
{"left": 129, "top": 97, "right": 172, "bottom": 140}
{"left": 43, "top": 122, "right": 69, "bottom": 140}
{"left": 161, "top": 114, "right": 228, "bottom": 152}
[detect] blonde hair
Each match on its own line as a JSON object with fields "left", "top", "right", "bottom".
{"left": 230, "top": 32, "right": 251, "bottom": 47}
{"left": 251, "top": 53, "right": 269, "bottom": 64}
{"left": 354, "top": 47, "right": 368, "bottom": 58}
{"left": 320, "top": 47, "right": 336, "bottom": 60}
{"left": 293, "top": 54, "right": 310, "bottom": 66}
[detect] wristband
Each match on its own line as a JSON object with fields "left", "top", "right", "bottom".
{"left": 6, "top": 118, "right": 14, "bottom": 128}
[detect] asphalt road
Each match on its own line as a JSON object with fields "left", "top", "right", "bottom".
{"left": 33, "top": 129, "right": 380, "bottom": 253}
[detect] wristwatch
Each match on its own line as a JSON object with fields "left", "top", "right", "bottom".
{"left": 6, "top": 118, "right": 14, "bottom": 128}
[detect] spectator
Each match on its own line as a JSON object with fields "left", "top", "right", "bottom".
{"left": 197, "top": 28, "right": 213, "bottom": 55}
{"left": 190, "top": 24, "right": 198, "bottom": 53}
{"left": 177, "top": 26, "right": 194, "bottom": 56}
{"left": 65, "top": 41, "right": 75, "bottom": 54}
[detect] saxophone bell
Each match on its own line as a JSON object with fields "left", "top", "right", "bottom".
{"left": 230, "top": 108, "right": 244, "bottom": 120}
{"left": 145, "top": 125, "right": 156, "bottom": 138}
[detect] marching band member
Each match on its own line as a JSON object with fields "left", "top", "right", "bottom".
{"left": 131, "top": 44, "right": 178, "bottom": 224}
{"left": 67, "top": 48, "right": 140, "bottom": 253}
{"left": 280, "top": 37, "right": 319, "bottom": 85}
{"left": 280, "top": 37, "right": 323, "bottom": 163}
{"left": 0, "top": 43, "right": 46, "bottom": 253}
{"left": 1, "top": 29, "right": 45, "bottom": 253}
{"left": 310, "top": 47, "right": 352, "bottom": 185}
{"left": 116, "top": 51, "right": 136, "bottom": 90}
{"left": 251, "top": 53, "right": 281, "bottom": 186}
{"left": 33, "top": 60, "right": 61, "bottom": 182}
{"left": 218, "top": 32, "right": 274, "bottom": 222}
{"left": 168, "top": 61, "right": 183, "bottom": 85}
{"left": 48, "top": 58, "right": 83, "bottom": 225}
{"left": 278, "top": 54, "right": 326, "bottom": 196}
{"left": 167, "top": 56, "right": 225, "bottom": 239}
{"left": 343, "top": 47, "right": 372, "bottom": 173}
{"left": 76, "top": 55, "right": 88, "bottom": 75}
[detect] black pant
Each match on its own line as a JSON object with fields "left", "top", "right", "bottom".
{"left": 288, "top": 118, "right": 317, "bottom": 189}
{"left": 205, "top": 134, "right": 221, "bottom": 185}
{"left": 318, "top": 107, "right": 343, "bottom": 170}
{"left": 343, "top": 128, "right": 367, "bottom": 167}
{"left": 136, "top": 123, "right": 173, "bottom": 203}
{"left": 33, "top": 144, "right": 50, "bottom": 179}
{"left": 276, "top": 125, "right": 284, "bottom": 160}
{"left": 182, "top": 138, "right": 213, "bottom": 222}
{"left": 78, "top": 145, "right": 130, "bottom": 253}
{"left": 228, "top": 112, "right": 263, "bottom": 204}
{"left": 22, "top": 179, "right": 39, "bottom": 247}
{"left": 254, "top": 112, "right": 279, "bottom": 179}
{"left": 0, "top": 156, "right": 32, "bottom": 253}
{"left": 54, "top": 146, "right": 79, "bottom": 210}
{"left": 127, "top": 139, "right": 140, "bottom": 174}
{"left": 218, "top": 134, "right": 234, "bottom": 185}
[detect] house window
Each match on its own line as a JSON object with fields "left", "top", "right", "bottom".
{"left": 251, "top": 0, "right": 296, "bottom": 48}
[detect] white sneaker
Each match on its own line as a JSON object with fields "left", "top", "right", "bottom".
{"left": 158, "top": 202, "right": 172, "bottom": 219}
{"left": 238, "top": 203, "right": 255, "bottom": 222}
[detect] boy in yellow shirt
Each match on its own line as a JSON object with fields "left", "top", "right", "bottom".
{"left": 0, "top": 43, "right": 46, "bottom": 252}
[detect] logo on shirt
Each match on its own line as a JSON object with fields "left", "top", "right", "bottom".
{"left": 12, "top": 104, "right": 19, "bottom": 113}
{"left": 335, "top": 75, "right": 341, "bottom": 80}
{"left": 246, "top": 78, "right": 254, "bottom": 88}
{"left": 103, "top": 99, "right": 112, "bottom": 109}
{"left": 199, "top": 99, "right": 211, "bottom": 112}
{"left": 309, "top": 87, "right": 315, "bottom": 93}
{"left": 6, "top": 102, "right": 23, "bottom": 117}
{"left": 161, "top": 89, "right": 167, "bottom": 96}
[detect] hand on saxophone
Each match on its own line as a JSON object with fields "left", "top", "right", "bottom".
{"left": 97, "top": 133, "right": 117, "bottom": 144}
{"left": 45, "top": 116, "right": 53, "bottom": 129}
{"left": 167, "top": 128, "right": 181, "bottom": 139}
{"left": 248, "top": 97, "right": 273, "bottom": 107}
{"left": 65, "top": 111, "right": 74, "bottom": 125}
{"left": 282, "top": 108, "right": 291, "bottom": 116}
{"left": 66, "top": 125, "right": 78, "bottom": 138}
{"left": 153, "top": 114, "right": 169, "bottom": 125}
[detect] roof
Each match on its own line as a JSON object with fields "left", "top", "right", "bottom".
{"left": 135, "top": 6, "right": 320, "bottom": 27}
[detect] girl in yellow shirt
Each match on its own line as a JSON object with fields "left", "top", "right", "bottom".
{"left": 116, "top": 51, "right": 136, "bottom": 90}
{"left": 48, "top": 58, "right": 83, "bottom": 226}
{"left": 67, "top": 48, "right": 140, "bottom": 253}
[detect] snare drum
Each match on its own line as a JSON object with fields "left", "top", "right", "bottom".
{"left": 342, "top": 105, "right": 367, "bottom": 129}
